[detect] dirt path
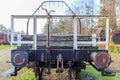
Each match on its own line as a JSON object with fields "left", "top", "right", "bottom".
{"left": 0, "top": 49, "right": 15, "bottom": 80}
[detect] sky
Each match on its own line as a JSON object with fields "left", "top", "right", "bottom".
{"left": 0, "top": 0, "right": 100, "bottom": 34}
{"left": 0, "top": 0, "right": 43, "bottom": 28}
{"left": 0, "top": 0, "right": 73, "bottom": 27}
{"left": 0, "top": 0, "right": 74, "bottom": 34}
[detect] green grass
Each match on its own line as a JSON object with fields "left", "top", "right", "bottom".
{"left": 0, "top": 44, "right": 17, "bottom": 50}
{"left": 80, "top": 48, "right": 120, "bottom": 80}
{"left": 16, "top": 68, "right": 36, "bottom": 80}
{"left": 109, "top": 43, "right": 120, "bottom": 54}
{"left": 0, "top": 45, "right": 10, "bottom": 50}
{"left": 80, "top": 65, "right": 120, "bottom": 80}
{"left": 113, "top": 44, "right": 120, "bottom": 46}
{"left": 109, "top": 49, "right": 120, "bottom": 54}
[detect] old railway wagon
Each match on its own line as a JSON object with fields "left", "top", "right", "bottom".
{"left": 0, "top": 32, "right": 17, "bottom": 45}
{"left": 10, "top": 1, "right": 115, "bottom": 80}
{"left": 0, "top": 32, "right": 8, "bottom": 44}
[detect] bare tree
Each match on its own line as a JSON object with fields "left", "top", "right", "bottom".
{"left": 100, "top": 0, "right": 117, "bottom": 32}
{"left": 116, "top": 0, "right": 120, "bottom": 28}
{"left": 64, "top": 0, "right": 98, "bottom": 35}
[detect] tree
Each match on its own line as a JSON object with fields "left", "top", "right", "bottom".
{"left": 100, "top": 0, "right": 117, "bottom": 32}
{"left": 99, "top": 0, "right": 117, "bottom": 42}
{"left": 58, "top": 19, "right": 65, "bottom": 33}
{"left": 70, "top": 0, "right": 97, "bottom": 15}
{"left": 42, "top": 19, "right": 65, "bottom": 34}
{"left": 65, "top": 0, "right": 99, "bottom": 35}
{"left": 116, "top": 0, "right": 120, "bottom": 28}
{"left": 42, "top": 23, "right": 48, "bottom": 34}
{"left": 0, "top": 24, "right": 8, "bottom": 33}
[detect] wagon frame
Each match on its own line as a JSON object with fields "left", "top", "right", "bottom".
{"left": 10, "top": 1, "right": 115, "bottom": 80}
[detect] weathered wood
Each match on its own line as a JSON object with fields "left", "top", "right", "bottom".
{"left": 21, "top": 35, "right": 92, "bottom": 47}
{"left": 22, "top": 35, "right": 92, "bottom": 41}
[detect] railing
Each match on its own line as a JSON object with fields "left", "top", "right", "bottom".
{"left": 11, "top": 15, "right": 109, "bottom": 50}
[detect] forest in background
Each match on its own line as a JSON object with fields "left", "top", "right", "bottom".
{"left": 42, "top": 0, "right": 120, "bottom": 40}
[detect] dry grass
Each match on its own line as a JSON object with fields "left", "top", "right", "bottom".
{"left": 109, "top": 53, "right": 120, "bottom": 72}
{"left": 0, "top": 48, "right": 16, "bottom": 80}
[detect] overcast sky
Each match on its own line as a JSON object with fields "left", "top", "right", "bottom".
{"left": 0, "top": 0, "right": 100, "bottom": 34}
{"left": 0, "top": 0, "right": 43, "bottom": 28}
{"left": 0, "top": 0, "right": 73, "bottom": 28}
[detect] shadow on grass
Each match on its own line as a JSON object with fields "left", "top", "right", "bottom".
{"left": 79, "top": 65, "right": 120, "bottom": 80}
{"left": 80, "top": 69, "right": 97, "bottom": 80}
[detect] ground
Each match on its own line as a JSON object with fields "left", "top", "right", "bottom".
{"left": 0, "top": 45, "right": 120, "bottom": 80}
{"left": 0, "top": 48, "right": 15, "bottom": 80}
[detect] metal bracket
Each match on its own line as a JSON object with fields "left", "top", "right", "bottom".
{"left": 68, "top": 61, "right": 72, "bottom": 80}
{"left": 56, "top": 54, "right": 64, "bottom": 73}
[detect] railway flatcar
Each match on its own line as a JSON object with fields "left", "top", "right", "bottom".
{"left": 0, "top": 32, "right": 17, "bottom": 45}
{"left": 10, "top": 1, "right": 115, "bottom": 80}
{"left": 0, "top": 32, "right": 8, "bottom": 44}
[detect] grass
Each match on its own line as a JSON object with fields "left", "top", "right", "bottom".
{"left": 0, "top": 44, "right": 17, "bottom": 50}
{"left": 81, "top": 65, "right": 120, "bottom": 80}
{"left": 15, "top": 68, "right": 36, "bottom": 80}
{"left": 0, "top": 45, "right": 10, "bottom": 50}
{"left": 79, "top": 44, "right": 120, "bottom": 80}
{"left": 0, "top": 45, "right": 17, "bottom": 80}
